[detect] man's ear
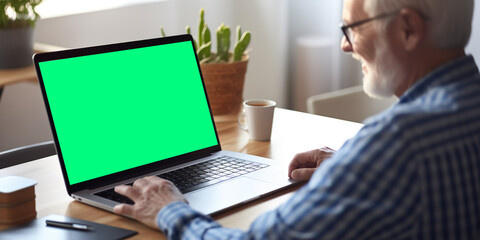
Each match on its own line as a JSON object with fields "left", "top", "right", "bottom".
{"left": 397, "top": 8, "right": 426, "bottom": 51}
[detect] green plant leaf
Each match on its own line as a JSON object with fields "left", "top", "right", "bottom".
{"left": 0, "top": 0, "right": 43, "bottom": 28}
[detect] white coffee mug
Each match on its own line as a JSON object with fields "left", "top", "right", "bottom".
{"left": 238, "top": 99, "right": 276, "bottom": 141}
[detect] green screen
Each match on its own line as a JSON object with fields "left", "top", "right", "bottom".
{"left": 39, "top": 41, "right": 218, "bottom": 185}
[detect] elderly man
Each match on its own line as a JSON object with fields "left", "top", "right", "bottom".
{"left": 114, "top": 0, "right": 480, "bottom": 239}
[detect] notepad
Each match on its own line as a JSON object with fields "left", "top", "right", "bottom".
{"left": 0, "top": 214, "right": 137, "bottom": 240}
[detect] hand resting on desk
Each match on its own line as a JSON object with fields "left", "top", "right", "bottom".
{"left": 288, "top": 147, "right": 335, "bottom": 181}
{"left": 113, "top": 176, "right": 187, "bottom": 229}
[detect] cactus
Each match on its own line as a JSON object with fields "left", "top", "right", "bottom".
{"left": 216, "top": 23, "right": 230, "bottom": 62}
{"left": 186, "top": 25, "right": 198, "bottom": 50}
{"left": 234, "top": 31, "right": 251, "bottom": 62}
{"left": 197, "top": 42, "right": 212, "bottom": 61}
{"left": 160, "top": 27, "right": 166, "bottom": 37}
{"left": 202, "top": 24, "right": 211, "bottom": 45}
{"left": 201, "top": 24, "right": 211, "bottom": 59}
{"left": 198, "top": 9, "right": 205, "bottom": 46}
{"left": 236, "top": 26, "right": 242, "bottom": 42}
{"left": 161, "top": 8, "right": 251, "bottom": 63}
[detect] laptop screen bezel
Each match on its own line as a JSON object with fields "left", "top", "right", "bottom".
{"left": 33, "top": 34, "right": 222, "bottom": 195}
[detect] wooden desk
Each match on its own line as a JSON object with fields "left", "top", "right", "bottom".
{"left": 0, "top": 108, "right": 362, "bottom": 238}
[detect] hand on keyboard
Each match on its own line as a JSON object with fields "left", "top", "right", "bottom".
{"left": 113, "top": 176, "right": 187, "bottom": 229}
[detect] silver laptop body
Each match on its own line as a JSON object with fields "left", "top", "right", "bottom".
{"left": 33, "top": 34, "right": 296, "bottom": 216}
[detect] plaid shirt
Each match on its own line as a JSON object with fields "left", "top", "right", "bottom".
{"left": 157, "top": 55, "right": 480, "bottom": 240}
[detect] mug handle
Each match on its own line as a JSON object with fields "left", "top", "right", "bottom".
{"left": 238, "top": 108, "right": 248, "bottom": 131}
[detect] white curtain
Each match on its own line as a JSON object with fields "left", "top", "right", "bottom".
{"left": 287, "top": 0, "right": 361, "bottom": 111}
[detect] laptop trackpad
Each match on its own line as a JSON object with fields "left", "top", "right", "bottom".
{"left": 185, "top": 177, "right": 279, "bottom": 215}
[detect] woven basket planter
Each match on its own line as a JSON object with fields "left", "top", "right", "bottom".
{"left": 200, "top": 55, "right": 249, "bottom": 116}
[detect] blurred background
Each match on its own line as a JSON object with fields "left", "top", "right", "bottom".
{"left": 1, "top": 0, "right": 480, "bottom": 151}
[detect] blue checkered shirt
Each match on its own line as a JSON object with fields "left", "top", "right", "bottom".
{"left": 157, "top": 55, "right": 480, "bottom": 239}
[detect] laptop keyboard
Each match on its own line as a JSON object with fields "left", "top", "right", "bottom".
{"left": 94, "top": 156, "right": 269, "bottom": 204}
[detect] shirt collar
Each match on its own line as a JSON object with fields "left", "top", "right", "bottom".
{"left": 399, "top": 54, "right": 478, "bottom": 103}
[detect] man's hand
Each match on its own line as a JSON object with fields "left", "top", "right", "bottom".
{"left": 288, "top": 147, "right": 335, "bottom": 181}
{"left": 113, "top": 176, "right": 188, "bottom": 229}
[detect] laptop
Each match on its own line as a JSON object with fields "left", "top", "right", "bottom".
{"left": 33, "top": 34, "right": 297, "bottom": 216}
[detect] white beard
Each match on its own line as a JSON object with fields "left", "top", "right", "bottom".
{"left": 360, "top": 37, "right": 402, "bottom": 99}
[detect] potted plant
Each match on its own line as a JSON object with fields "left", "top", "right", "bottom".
{"left": 162, "top": 8, "right": 251, "bottom": 117}
{"left": 0, "top": 0, "right": 42, "bottom": 69}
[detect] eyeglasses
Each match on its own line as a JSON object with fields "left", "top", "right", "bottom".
{"left": 340, "top": 10, "right": 400, "bottom": 47}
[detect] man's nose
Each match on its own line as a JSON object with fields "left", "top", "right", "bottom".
{"left": 341, "top": 36, "right": 353, "bottom": 52}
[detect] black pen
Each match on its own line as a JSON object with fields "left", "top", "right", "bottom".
{"left": 46, "top": 220, "right": 94, "bottom": 231}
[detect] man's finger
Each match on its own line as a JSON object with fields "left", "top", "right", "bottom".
{"left": 291, "top": 152, "right": 317, "bottom": 168}
{"left": 133, "top": 178, "right": 148, "bottom": 188}
{"left": 288, "top": 152, "right": 317, "bottom": 177}
{"left": 115, "top": 185, "right": 141, "bottom": 200}
{"left": 145, "top": 175, "right": 162, "bottom": 182}
{"left": 291, "top": 168, "right": 316, "bottom": 181}
{"left": 113, "top": 203, "right": 135, "bottom": 217}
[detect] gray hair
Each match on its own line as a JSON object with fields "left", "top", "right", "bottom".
{"left": 364, "top": 0, "right": 474, "bottom": 49}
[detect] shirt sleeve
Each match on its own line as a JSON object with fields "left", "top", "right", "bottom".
{"left": 157, "top": 125, "right": 421, "bottom": 240}
{"left": 157, "top": 201, "right": 246, "bottom": 239}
